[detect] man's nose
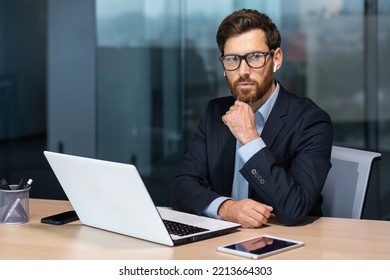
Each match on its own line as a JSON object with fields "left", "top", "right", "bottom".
{"left": 238, "top": 58, "right": 251, "bottom": 76}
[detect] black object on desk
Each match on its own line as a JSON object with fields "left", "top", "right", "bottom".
{"left": 41, "top": 210, "right": 79, "bottom": 225}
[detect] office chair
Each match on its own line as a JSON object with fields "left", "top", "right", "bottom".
{"left": 321, "top": 145, "right": 381, "bottom": 219}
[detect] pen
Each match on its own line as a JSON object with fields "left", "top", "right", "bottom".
{"left": 2, "top": 197, "right": 21, "bottom": 222}
{"left": 24, "top": 179, "right": 33, "bottom": 189}
{"left": 0, "top": 178, "right": 11, "bottom": 190}
{"left": 16, "top": 177, "right": 24, "bottom": 190}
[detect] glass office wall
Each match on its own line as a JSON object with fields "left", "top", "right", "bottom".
{"left": 96, "top": 0, "right": 182, "bottom": 205}
{"left": 378, "top": 0, "right": 390, "bottom": 151}
{"left": 377, "top": 0, "right": 390, "bottom": 219}
{"left": 0, "top": 0, "right": 50, "bottom": 198}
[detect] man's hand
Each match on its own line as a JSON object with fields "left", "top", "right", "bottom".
{"left": 218, "top": 199, "right": 273, "bottom": 228}
{"left": 222, "top": 101, "right": 259, "bottom": 145}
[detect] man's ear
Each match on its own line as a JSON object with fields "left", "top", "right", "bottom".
{"left": 273, "top": 48, "right": 283, "bottom": 72}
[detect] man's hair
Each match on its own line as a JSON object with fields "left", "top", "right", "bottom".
{"left": 216, "top": 9, "right": 281, "bottom": 55}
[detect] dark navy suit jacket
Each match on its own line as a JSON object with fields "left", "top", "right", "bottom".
{"left": 169, "top": 84, "right": 333, "bottom": 226}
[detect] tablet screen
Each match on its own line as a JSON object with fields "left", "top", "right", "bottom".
{"left": 224, "top": 235, "right": 298, "bottom": 254}
{"left": 217, "top": 235, "right": 304, "bottom": 259}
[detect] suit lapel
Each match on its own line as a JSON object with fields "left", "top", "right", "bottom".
{"left": 262, "top": 87, "right": 289, "bottom": 149}
{"left": 248, "top": 86, "right": 290, "bottom": 199}
{"left": 220, "top": 98, "right": 236, "bottom": 196}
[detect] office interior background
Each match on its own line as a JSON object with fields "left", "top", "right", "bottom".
{"left": 0, "top": 0, "right": 389, "bottom": 220}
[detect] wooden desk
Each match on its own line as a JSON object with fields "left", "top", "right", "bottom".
{"left": 1, "top": 199, "right": 390, "bottom": 260}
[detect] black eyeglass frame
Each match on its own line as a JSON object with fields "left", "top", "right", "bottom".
{"left": 219, "top": 50, "right": 274, "bottom": 71}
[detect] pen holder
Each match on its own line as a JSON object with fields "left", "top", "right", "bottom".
{"left": 0, "top": 185, "right": 30, "bottom": 224}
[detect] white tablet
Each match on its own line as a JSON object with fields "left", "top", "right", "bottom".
{"left": 217, "top": 235, "right": 304, "bottom": 259}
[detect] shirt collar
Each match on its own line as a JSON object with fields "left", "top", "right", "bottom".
{"left": 258, "top": 81, "right": 280, "bottom": 123}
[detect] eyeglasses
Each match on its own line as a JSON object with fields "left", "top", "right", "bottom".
{"left": 219, "top": 50, "right": 274, "bottom": 71}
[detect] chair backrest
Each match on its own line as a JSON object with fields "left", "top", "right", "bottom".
{"left": 321, "top": 145, "right": 381, "bottom": 219}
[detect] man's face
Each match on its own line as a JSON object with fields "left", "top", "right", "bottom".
{"left": 223, "top": 29, "right": 276, "bottom": 107}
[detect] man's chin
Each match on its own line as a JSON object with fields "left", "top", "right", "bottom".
{"left": 234, "top": 94, "right": 258, "bottom": 104}
{"left": 234, "top": 91, "right": 251, "bottom": 102}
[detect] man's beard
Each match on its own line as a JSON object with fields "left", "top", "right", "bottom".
{"left": 227, "top": 68, "right": 274, "bottom": 104}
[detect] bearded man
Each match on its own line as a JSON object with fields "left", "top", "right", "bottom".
{"left": 169, "top": 9, "right": 333, "bottom": 227}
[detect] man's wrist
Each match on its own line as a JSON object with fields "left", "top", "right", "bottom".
{"left": 240, "top": 134, "right": 260, "bottom": 145}
{"left": 203, "top": 196, "right": 231, "bottom": 219}
{"left": 217, "top": 199, "right": 234, "bottom": 220}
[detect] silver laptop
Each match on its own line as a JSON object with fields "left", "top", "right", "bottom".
{"left": 43, "top": 151, "right": 240, "bottom": 246}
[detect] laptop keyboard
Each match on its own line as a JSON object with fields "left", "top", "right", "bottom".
{"left": 163, "top": 219, "right": 209, "bottom": 236}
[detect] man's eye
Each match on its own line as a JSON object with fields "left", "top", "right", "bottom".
{"left": 249, "top": 53, "right": 263, "bottom": 60}
{"left": 225, "top": 56, "right": 239, "bottom": 62}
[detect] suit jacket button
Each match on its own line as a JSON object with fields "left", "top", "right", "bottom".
{"left": 259, "top": 179, "right": 265, "bottom": 185}
{"left": 251, "top": 169, "right": 257, "bottom": 175}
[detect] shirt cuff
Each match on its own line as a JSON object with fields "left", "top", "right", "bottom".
{"left": 237, "top": 137, "right": 266, "bottom": 163}
{"left": 202, "top": 196, "right": 231, "bottom": 220}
